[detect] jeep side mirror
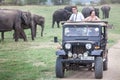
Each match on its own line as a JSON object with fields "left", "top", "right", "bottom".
{"left": 54, "top": 36, "right": 58, "bottom": 43}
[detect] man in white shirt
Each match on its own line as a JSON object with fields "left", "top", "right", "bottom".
{"left": 68, "top": 6, "right": 84, "bottom": 22}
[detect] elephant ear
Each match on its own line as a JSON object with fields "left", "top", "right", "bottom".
{"left": 26, "top": 11, "right": 32, "bottom": 24}
{"left": 21, "top": 12, "right": 28, "bottom": 24}
{"left": 21, "top": 11, "right": 32, "bottom": 25}
{"left": 64, "top": 10, "right": 72, "bottom": 19}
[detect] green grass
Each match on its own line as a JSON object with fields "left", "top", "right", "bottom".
{"left": 0, "top": 4, "right": 120, "bottom": 80}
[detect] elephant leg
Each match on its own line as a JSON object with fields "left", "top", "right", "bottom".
{"left": 103, "top": 12, "right": 105, "bottom": 18}
{"left": 14, "top": 30, "right": 19, "bottom": 42}
{"left": 57, "top": 21, "right": 60, "bottom": 28}
{"left": 20, "top": 28, "right": 27, "bottom": 41}
{"left": 41, "top": 25, "right": 44, "bottom": 37}
{"left": 104, "top": 12, "right": 106, "bottom": 18}
{"left": 107, "top": 11, "right": 109, "bottom": 18}
{"left": 1, "top": 32, "right": 4, "bottom": 41}
{"left": 106, "top": 12, "right": 108, "bottom": 18}
{"left": 103, "top": 12, "right": 105, "bottom": 19}
{"left": 105, "top": 11, "right": 107, "bottom": 19}
{"left": 31, "top": 26, "right": 35, "bottom": 40}
{"left": 13, "top": 32, "right": 22, "bottom": 39}
{"left": 34, "top": 25, "right": 37, "bottom": 37}
{"left": 15, "top": 26, "right": 27, "bottom": 41}
{"left": 30, "top": 21, "right": 35, "bottom": 40}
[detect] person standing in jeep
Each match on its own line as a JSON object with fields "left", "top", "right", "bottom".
{"left": 68, "top": 6, "right": 84, "bottom": 22}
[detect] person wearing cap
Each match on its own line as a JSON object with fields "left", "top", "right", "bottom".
{"left": 68, "top": 6, "right": 84, "bottom": 22}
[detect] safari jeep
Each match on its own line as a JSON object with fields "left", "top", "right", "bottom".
{"left": 55, "top": 21, "right": 108, "bottom": 79}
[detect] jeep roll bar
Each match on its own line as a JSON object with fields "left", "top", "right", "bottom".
{"left": 61, "top": 21, "right": 108, "bottom": 24}
{"left": 61, "top": 21, "right": 113, "bottom": 29}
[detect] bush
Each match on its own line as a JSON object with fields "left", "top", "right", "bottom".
{"left": 100, "top": 0, "right": 108, "bottom": 4}
{"left": 111, "top": 0, "right": 120, "bottom": 3}
{"left": 3, "top": 0, "right": 47, "bottom": 5}
{"left": 52, "top": 0, "right": 71, "bottom": 5}
{"left": 26, "top": 0, "right": 47, "bottom": 5}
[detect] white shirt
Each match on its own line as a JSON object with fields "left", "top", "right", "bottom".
{"left": 69, "top": 12, "right": 84, "bottom": 21}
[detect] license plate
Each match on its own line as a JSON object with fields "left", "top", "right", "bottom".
{"left": 81, "top": 56, "right": 94, "bottom": 60}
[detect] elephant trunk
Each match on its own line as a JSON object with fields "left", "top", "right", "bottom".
{"left": 39, "top": 17, "right": 45, "bottom": 37}
{"left": 41, "top": 24, "right": 44, "bottom": 37}
{"left": 30, "top": 20, "right": 35, "bottom": 40}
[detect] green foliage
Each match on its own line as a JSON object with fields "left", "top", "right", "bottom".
{"left": 4, "top": 0, "right": 47, "bottom": 5}
{"left": 25, "top": 0, "right": 47, "bottom": 5}
{"left": 4, "top": 0, "right": 14, "bottom": 4}
{"left": 100, "top": 0, "right": 120, "bottom": 4}
{"left": 100, "top": 0, "right": 110, "bottom": 4}
{"left": 51, "top": 0, "right": 71, "bottom": 5}
{"left": 111, "top": 0, "right": 120, "bottom": 3}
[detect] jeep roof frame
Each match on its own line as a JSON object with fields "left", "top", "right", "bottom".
{"left": 62, "top": 21, "right": 108, "bottom": 27}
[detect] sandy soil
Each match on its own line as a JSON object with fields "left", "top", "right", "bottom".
{"left": 60, "top": 41, "right": 120, "bottom": 80}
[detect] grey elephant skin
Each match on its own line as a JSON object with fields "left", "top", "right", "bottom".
{"left": 0, "top": 9, "right": 27, "bottom": 41}
{"left": 15, "top": 13, "right": 45, "bottom": 40}
{"left": 82, "top": 7, "right": 99, "bottom": 18}
{"left": 64, "top": 6, "right": 72, "bottom": 12}
{"left": 101, "top": 5, "right": 111, "bottom": 19}
{"left": 52, "top": 9, "right": 71, "bottom": 28}
{"left": 32, "top": 14, "right": 45, "bottom": 37}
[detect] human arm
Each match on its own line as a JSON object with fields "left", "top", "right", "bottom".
{"left": 80, "top": 13, "right": 85, "bottom": 21}
{"left": 95, "top": 16, "right": 101, "bottom": 21}
{"left": 83, "top": 16, "right": 90, "bottom": 21}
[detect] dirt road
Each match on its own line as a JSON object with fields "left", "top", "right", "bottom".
{"left": 61, "top": 41, "right": 120, "bottom": 80}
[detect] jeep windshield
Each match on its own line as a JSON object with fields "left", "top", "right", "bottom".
{"left": 64, "top": 25, "right": 100, "bottom": 37}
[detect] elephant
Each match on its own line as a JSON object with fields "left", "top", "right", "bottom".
{"left": 64, "top": 6, "right": 72, "bottom": 12}
{"left": 94, "top": 8, "right": 99, "bottom": 17}
{"left": 32, "top": 14, "right": 45, "bottom": 37}
{"left": 82, "top": 7, "right": 99, "bottom": 18}
{"left": 0, "top": 9, "right": 27, "bottom": 41}
{"left": 101, "top": 5, "right": 111, "bottom": 19}
{"left": 20, "top": 11, "right": 35, "bottom": 40}
{"left": 52, "top": 9, "right": 72, "bottom": 28}
{"left": 14, "top": 13, "right": 45, "bottom": 40}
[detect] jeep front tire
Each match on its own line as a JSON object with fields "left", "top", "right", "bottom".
{"left": 103, "top": 55, "right": 108, "bottom": 70}
{"left": 56, "top": 57, "right": 64, "bottom": 78}
{"left": 95, "top": 57, "right": 103, "bottom": 79}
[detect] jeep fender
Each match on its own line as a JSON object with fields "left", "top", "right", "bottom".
{"left": 56, "top": 50, "right": 66, "bottom": 56}
{"left": 91, "top": 50, "right": 103, "bottom": 56}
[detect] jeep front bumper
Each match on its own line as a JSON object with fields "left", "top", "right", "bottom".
{"left": 61, "top": 58, "right": 95, "bottom": 64}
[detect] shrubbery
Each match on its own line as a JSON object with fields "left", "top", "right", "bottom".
{"left": 2, "top": 0, "right": 120, "bottom": 5}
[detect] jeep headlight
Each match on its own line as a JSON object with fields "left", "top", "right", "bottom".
{"left": 85, "top": 43, "right": 92, "bottom": 49}
{"left": 65, "top": 43, "right": 71, "bottom": 49}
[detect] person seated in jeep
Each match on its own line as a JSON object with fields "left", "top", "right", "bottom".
{"left": 84, "top": 10, "right": 101, "bottom": 21}
{"left": 68, "top": 6, "right": 84, "bottom": 22}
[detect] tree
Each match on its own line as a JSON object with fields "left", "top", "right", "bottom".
{"left": 100, "top": 0, "right": 107, "bottom": 4}
{"left": 52, "top": 0, "right": 71, "bottom": 5}
{"left": 111, "top": 0, "right": 120, "bottom": 3}
{"left": 0, "top": 0, "right": 3, "bottom": 5}
{"left": 14, "top": 0, "right": 26, "bottom": 5}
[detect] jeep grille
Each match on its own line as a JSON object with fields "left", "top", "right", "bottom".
{"left": 72, "top": 45, "right": 86, "bottom": 54}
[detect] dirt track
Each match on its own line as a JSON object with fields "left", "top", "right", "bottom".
{"left": 60, "top": 41, "right": 120, "bottom": 80}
